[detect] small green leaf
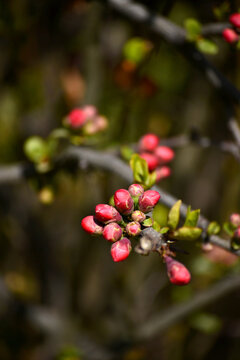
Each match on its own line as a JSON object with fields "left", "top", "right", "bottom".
{"left": 172, "top": 226, "right": 202, "bottom": 241}
{"left": 123, "top": 37, "right": 152, "bottom": 64}
{"left": 152, "top": 220, "right": 161, "bottom": 232}
{"left": 130, "top": 154, "right": 149, "bottom": 184}
{"left": 223, "top": 222, "right": 234, "bottom": 237}
{"left": 196, "top": 38, "right": 218, "bottom": 55}
{"left": 207, "top": 221, "right": 221, "bottom": 236}
{"left": 144, "top": 171, "right": 157, "bottom": 188}
{"left": 184, "top": 207, "right": 200, "bottom": 227}
{"left": 24, "top": 136, "right": 49, "bottom": 163}
{"left": 109, "top": 195, "right": 115, "bottom": 207}
{"left": 184, "top": 18, "right": 202, "bottom": 41}
{"left": 231, "top": 237, "right": 240, "bottom": 251}
{"left": 167, "top": 200, "right": 182, "bottom": 230}
{"left": 120, "top": 145, "right": 134, "bottom": 161}
{"left": 160, "top": 227, "right": 169, "bottom": 234}
{"left": 142, "top": 218, "right": 154, "bottom": 227}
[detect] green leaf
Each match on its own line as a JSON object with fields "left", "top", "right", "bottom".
{"left": 120, "top": 145, "right": 134, "bottom": 161}
{"left": 109, "top": 195, "right": 115, "bottom": 207}
{"left": 142, "top": 218, "right": 154, "bottom": 227}
{"left": 152, "top": 220, "right": 161, "bottom": 232}
{"left": 207, "top": 221, "right": 221, "bottom": 236}
{"left": 160, "top": 227, "right": 169, "bottom": 234}
{"left": 145, "top": 170, "right": 157, "bottom": 188}
{"left": 167, "top": 200, "right": 182, "bottom": 230}
{"left": 123, "top": 37, "right": 151, "bottom": 64}
{"left": 130, "top": 154, "right": 149, "bottom": 184}
{"left": 223, "top": 222, "right": 234, "bottom": 237}
{"left": 231, "top": 237, "right": 240, "bottom": 251}
{"left": 184, "top": 207, "right": 200, "bottom": 227}
{"left": 190, "top": 313, "right": 222, "bottom": 334}
{"left": 184, "top": 18, "right": 202, "bottom": 41}
{"left": 172, "top": 226, "right": 202, "bottom": 241}
{"left": 196, "top": 38, "right": 218, "bottom": 55}
{"left": 24, "top": 136, "right": 49, "bottom": 163}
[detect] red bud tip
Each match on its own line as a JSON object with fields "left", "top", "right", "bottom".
{"left": 165, "top": 256, "right": 191, "bottom": 286}
{"left": 103, "top": 223, "right": 123, "bottom": 242}
{"left": 67, "top": 108, "right": 87, "bottom": 128}
{"left": 131, "top": 210, "right": 146, "bottom": 222}
{"left": 81, "top": 215, "right": 104, "bottom": 234}
{"left": 229, "top": 213, "right": 240, "bottom": 227}
{"left": 114, "top": 189, "right": 134, "bottom": 215}
{"left": 111, "top": 238, "right": 132, "bottom": 262}
{"left": 229, "top": 13, "right": 240, "bottom": 28}
{"left": 126, "top": 221, "right": 141, "bottom": 236}
{"left": 95, "top": 204, "right": 122, "bottom": 224}
{"left": 128, "top": 184, "right": 144, "bottom": 197}
{"left": 139, "top": 190, "right": 160, "bottom": 213}
{"left": 139, "top": 133, "right": 159, "bottom": 152}
{"left": 139, "top": 152, "right": 159, "bottom": 171}
{"left": 222, "top": 28, "right": 239, "bottom": 43}
{"left": 154, "top": 146, "right": 174, "bottom": 164}
{"left": 156, "top": 166, "right": 171, "bottom": 182}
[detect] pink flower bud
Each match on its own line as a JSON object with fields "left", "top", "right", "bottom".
{"left": 229, "top": 213, "right": 240, "bottom": 227}
{"left": 230, "top": 13, "right": 240, "bottom": 28}
{"left": 126, "top": 221, "right": 141, "bottom": 236}
{"left": 156, "top": 166, "right": 171, "bottom": 182}
{"left": 139, "top": 152, "right": 159, "bottom": 171}
{"left": 111, "top": 238, "right": 132, "bottom": 262}
{"left": 222, "top": 28, "right": 239, "bottom": 43}
{"left": 165, "top": 256, "right": 191, "bottom": 286}
{"left": 67, "top": 108, "right": 87, "bottom": 128}
{"left": 81, "top": 215, "right": 104, "bottom": 234}
{"left": 95, "top": 204, "right": 122, "bottom": 224}
{"left": 233, "top": 227, "right": 240, "bottom": 239}
{"left": 94, "top": 115, "right": 108, "bottom": 131}
{"left": 154, "top": 146, "right": 174, "bottom": 164}
{"left": 139, "top": 133, "right": 159, "bottom": 152}
{"left": 114, "top": 189, "right": 134, "bottom": 215}
{"left": 103, "top": 223, "right": 123, "bottom": 242}
{"left": 128, "top": 184, "right": 144, "bottom": 197}
{"left": 131, "top": 210, "right": 146, "bottom": 222}
{"left": 82, "top": 105, "right": 97, "bottom": 119}
{"left": 139, "top": 190, "right": 160, "bottom": 213}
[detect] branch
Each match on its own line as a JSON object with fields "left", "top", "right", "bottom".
{"left": 201, "top": 22, "right": 229, "bottom": 37}
{"left": 0, "top": 146, "right": 237, "bottom": 255}
{"left": 135, "top": 272, "right": 240, "bottom": 340}
{"left": 106, "top": 0, "right": 240, "bottom": 105}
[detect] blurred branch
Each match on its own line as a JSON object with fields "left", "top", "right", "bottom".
{"left": 201, "top": 22, "right": 229, "bottom": 36}
{"left": 106, "top": 0, "right": 240, "bottom": 105}
{"left": 0, "top": 146, "right": 237, "bottom": 255}
{"left": 225, "top": 104, "right": 240, "bottom": 148}
{"left": 135, "top": 272, "right": 240, "bottom": 340}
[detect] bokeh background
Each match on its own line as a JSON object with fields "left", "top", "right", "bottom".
{"left": 0, "top": 1, "right": 240, "bottom": 359}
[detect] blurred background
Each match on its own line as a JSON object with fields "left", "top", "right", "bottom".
{"left": 0, "top": 0, "right": 240, "bottom": 359}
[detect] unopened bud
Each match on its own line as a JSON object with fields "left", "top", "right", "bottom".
{"left": 165, "top": 256, "right": 191, "bottom": 286}
{"left": 139, "top": 190, "right": 160, "bottom": 213}
{"left": 103, "top": 223, "right": 123, "bottom": 242}
{"left": 82, "top": 105, "right": 97, "bottom": 119}
{"left": 114, "top": 189, "right": 134, "bottom": 215}
{"left": 222, "top": 28, "right": 239, "bottom": 43}
{"left": 66, "top": 108, "right": 87, "bottom": 128}
{"left": 156, "top": 166, "right": 171, "bottom": 182}
{"left": 128, "top": 184, "right": 144, "bottom": 197}
{"left": 230, "top": 13, "right": 240, "bottom": 28}
{"left": 229, "top": 213, "right": 240, "bottom": 227}
{"left": 139, "top": 133, "right": 159, "bottom": 152}
{"left": 95, "top": 204, "right": 122, "bottom": 224}
{"left": 126, "top": 221, "right": 141, "bottom": 236}
{"left": 81, "top": 215, "right": 104, "bottom": 234}
{"left": 131, "top": 210, "right": 146, "bottom": 222}
{"left": 233, "top": 227, "right": 240, "bottom": 239}
{"left": 139, "top": 152, "right": 159, "bottom": 171}
{"left": 111, "top": 238, "right": 132, "bottom": 262}
{"left": 154, "top": 146, "right": 174, "bottom": 164}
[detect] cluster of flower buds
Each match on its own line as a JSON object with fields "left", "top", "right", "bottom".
{"left": 64, "top": 105, "right": 108, "bottom": 135}
{"left": 222, "top": 13, "right": 240, "bottom": 44}
{"left": 81, "top": 184, "right": 160, "bottom": 262}
{"left": 164, "top": 256, "right": 191, "bottom": 286}
{"left": 138, "top": 133, "right": 174, "bottom": 182}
